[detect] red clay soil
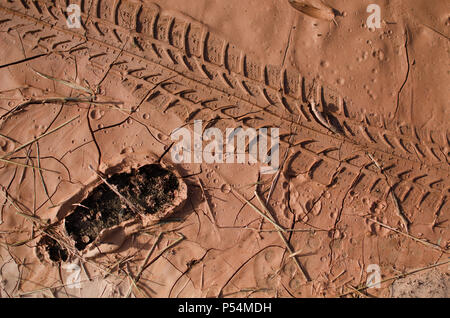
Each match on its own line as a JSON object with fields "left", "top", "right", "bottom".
{"left": 0, "top": 0, "right": 448, "bottom": 298}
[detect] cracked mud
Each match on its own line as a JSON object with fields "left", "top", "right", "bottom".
{"left": 0, "top": 0, "right": 448, "bottom": 298}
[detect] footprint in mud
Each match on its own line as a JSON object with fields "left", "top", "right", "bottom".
{"left": 64, "top": 164, "right": 185, "bottom": 251}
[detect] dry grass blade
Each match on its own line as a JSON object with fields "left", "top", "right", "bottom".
{"left": 17, "top": 276, "right": 101, "bottom": 297}
{"left": 266, "top": 147, "right": 289, "bottom": 204}
{"left": 365, "top": 217, "right": 447, "bottom": 253}
{"left": 288, "top": 0, "right": 336, "bottom": 21}
{"left": 345, "top": 284, "right": 370, "bottom": 298}
{"left": 197, "top": 177, "right": 221, "bottom": 238}
{"left": 33, "top": 69, "right": 94, "bottom": 95}
{"left": 222, "top": 287, "right": 273, "bottom": 298}
{"left": 1, "top": 115, "right": 80, "bottom": 159}
{"left": 124, "top": 262, "right": 146, "bottom": 298}
{"left": 36, "top": 142, "right": 55, "bottom": 205}
{"left": 0, "top": 158, "right": 59, "bottom": 173}
{"left": 231, "top": 188, "right": 286, "bottom": 233}
{"left": 102, "top": 255, "right": 135, "bottom": 279}
{"left": 2, "top": 98, "right": 86, "bottom": 119}
{"left": 141, "top": 233, "right": 185, "bottom": 272}
{"left": 254, "top": 191, "right": 311, "bottom": 282}
{"left": 125, "top": 233, "right": 185, "bottom": 296}
{"left": 258, "top": 228, "right": 319, "bottom": 233}
{"left": 254, "top": 191, "right": 284, "bottom": 229}
{"left": 0, "top": 187, "right": 42, "bottom": 223}
{"left": 331, "top": 269, "right": 346, "bottom": 283}
{"left": 388, "top": 189, "right": 410, "bottom": 233}
{"left": 1, "top": 97, "right": 124, "bottom": 120}
{"left": 3, "top": 237, "right": 36, "bottom": 247}
{"left": 125, "top": 232, "right": 163, "bottom": 298}
{"left": 288, "top": 249, "right": 304, "bottom": 258}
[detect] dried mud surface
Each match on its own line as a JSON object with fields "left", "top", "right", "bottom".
{"left": 0, "top": 0, "right": 448, "bottom": 298}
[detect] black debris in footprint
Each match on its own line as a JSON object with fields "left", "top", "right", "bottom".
{"left": 65, "top": 164, "right": 180, "bottom": 251}
{"left": 38, "top": 235, "right": 68, "bottom": 262}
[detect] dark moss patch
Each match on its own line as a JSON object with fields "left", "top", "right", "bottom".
{"left": 65, "top": 164, "right": 179, "bottom": 250}
{"left": 38, "top": 235, "right": 68, "bottom": 263}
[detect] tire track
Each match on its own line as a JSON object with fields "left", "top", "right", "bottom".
{"left": 0, "top": 0, "right": 448, "bottom": 217}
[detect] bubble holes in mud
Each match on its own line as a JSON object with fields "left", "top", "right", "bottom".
{"left": 64, "top": 164, "right": 180, "bottom": 250}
